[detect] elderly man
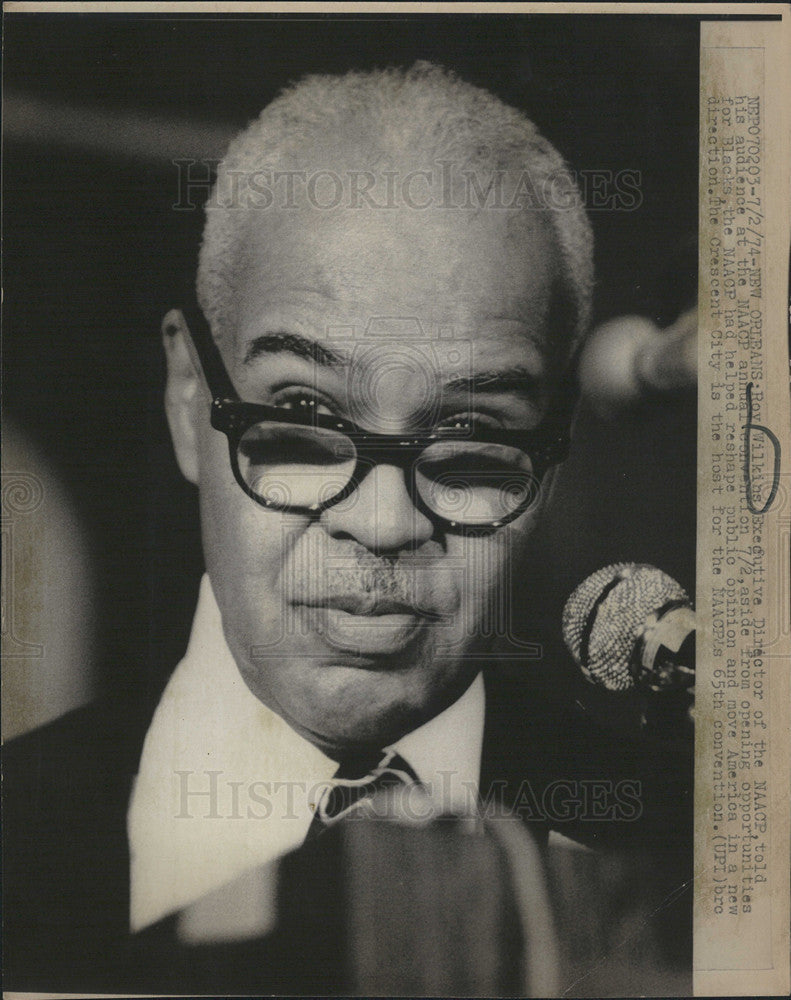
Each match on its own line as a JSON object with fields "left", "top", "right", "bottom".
{"left": 4, "top": 63, "right": 691, "bottom": 994}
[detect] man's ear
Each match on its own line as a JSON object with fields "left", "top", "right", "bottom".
{"left": 162, "top": 308, "right": 201, "bottom": 484}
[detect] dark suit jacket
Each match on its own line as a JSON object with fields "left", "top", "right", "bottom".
{"left": 3, "top": 669, "right": 692, "bottom": 994}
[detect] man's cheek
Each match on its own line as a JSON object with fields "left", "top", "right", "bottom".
{"left": 443, "top": 535, "right": 511, "bottom": 647}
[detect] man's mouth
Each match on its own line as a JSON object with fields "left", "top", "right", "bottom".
{"left": 305, "top": 594, "right": 443, "bottom": 619}
{"left": 292, "top": 595, "right": 445, "bottom": 655}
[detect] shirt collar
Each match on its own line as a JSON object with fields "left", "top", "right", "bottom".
{"left": 129, "top": 573, "right": 484, "bottom": 930}
{"left": 392, "top": 672, "right": 484, "bottom": 814}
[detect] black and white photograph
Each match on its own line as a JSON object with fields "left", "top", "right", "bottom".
{"left": 3, "top": 4, "right": 787, "bottom": 997}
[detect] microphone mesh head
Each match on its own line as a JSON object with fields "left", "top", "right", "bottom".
{"left": 562, "top": 563, "right": 690, "bottom": 691}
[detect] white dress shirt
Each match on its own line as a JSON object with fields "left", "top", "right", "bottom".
{"left": 128, "top": 574, "right": 485, "bottom": 932}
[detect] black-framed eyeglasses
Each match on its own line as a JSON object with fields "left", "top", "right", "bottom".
{"left": 182, "top": 301, "right": 577, "bottom": 533}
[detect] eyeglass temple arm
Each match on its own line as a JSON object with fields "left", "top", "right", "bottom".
{"left": 183, "top": 303, "right": 240, "bottom": 401}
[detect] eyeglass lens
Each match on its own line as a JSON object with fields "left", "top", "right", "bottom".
{"left": 237, "top": 422, "right": 538, "bottom": 525}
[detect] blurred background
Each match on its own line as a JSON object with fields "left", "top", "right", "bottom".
{"left": 2, "top": 12, "right": 699, "bottom": 736}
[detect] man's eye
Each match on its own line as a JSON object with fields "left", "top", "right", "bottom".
{"left": 271, "top": 391, "right": 335, "bottom": 417}
{"left": 437, "top": 413, "right": 499, "bottom": 431}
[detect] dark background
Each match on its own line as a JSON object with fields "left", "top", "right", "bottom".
{"left": 3, "top": 13, "right": 699, "bottom": 721}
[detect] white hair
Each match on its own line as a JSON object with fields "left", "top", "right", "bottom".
{"left": 197, "top": 61, "right": 593, "bottom": 355}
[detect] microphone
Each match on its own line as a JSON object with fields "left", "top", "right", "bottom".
{"left": 578, "top": 308, "right": 697, "bottom": 418}
{"left": 562, "top": 563, "right": 695, "bottom": 733}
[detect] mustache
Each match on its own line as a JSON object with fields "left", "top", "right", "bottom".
{"left": 330, "top": 555, "right": 410, "bottom": 599}
{"left": 287, "top": 547, "right": 452, "bottom": 615}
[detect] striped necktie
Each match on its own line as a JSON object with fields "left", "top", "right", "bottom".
{"left": 307, "top": 748, "right": 420, "bottom": 838}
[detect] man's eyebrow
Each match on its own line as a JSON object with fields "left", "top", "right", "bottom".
{"left": 243, "top": 332, "right": 348, "bottom": 368}
{"left": 442, "top": 367, "right": 540, "bottom": 399}
{"left": 242, "top": 338, "right": 540, "bottom": 397}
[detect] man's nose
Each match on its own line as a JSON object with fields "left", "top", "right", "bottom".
{"left": 318, "top": 463, "right": 435, "bottom": 553}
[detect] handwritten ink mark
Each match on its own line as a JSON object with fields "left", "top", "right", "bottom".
{"left": 743, "top": 382, "right": 781, "bottom": 514}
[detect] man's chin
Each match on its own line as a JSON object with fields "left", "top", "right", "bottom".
{"left": 239, "top": 654, "right": 459, "bottom": 755}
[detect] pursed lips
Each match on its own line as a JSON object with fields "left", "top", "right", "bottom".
{"left": 295, "top": 594, "right": 444, "bottom": 619}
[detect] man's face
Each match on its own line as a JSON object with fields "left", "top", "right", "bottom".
{"left": 184, "top": 179, "right": 561, "bottom": 755}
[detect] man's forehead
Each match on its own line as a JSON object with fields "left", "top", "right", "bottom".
{"left": 232, "top": 197, "right": 560, "bottom": 348}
